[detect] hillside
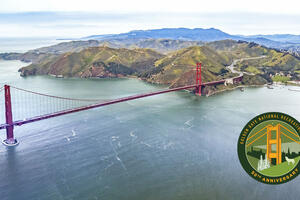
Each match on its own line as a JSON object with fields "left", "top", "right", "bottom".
{"left": 0, "top": 40, "right": 108, "bottom": 63}
{"left": 127, "top": 39, "right": 204, "bottom": 53}
{"left": 140, "top": 40, "right": 300, "bottom": 90}
{"left": 19, "top": 47, "right": 163, "bottom": 78}
{"left": 207, "top": 40, "right": 300, "bottom": 79}
{"left": 33, "top": 40, "right": 102, "bottom": 54}
{"left": 17, "top": 40, "right": 300, "bottom": 95}
{"left": 141, "top": 46, "right": 231, "bottom": 86}
{"left": 0, "top": 39, "right": 204, "bottom": 64}
{"left": 236, "top": 50, "right": 300, "bottom": 74}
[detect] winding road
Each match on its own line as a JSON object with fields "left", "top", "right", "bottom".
{"left": 227, "top": 56, "right": 267, "bottom": 76}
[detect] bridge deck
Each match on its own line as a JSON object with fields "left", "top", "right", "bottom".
{"left": 0, "top": 84, "right": 198, "bottom": 129}
{"left": 0, "top": 75, "right": 243, "bottom": 130}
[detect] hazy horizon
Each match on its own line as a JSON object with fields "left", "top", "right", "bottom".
{"left": 1, "top": 0, "right": 300, "bottom": 38}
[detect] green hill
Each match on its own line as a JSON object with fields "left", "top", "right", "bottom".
{"left": 236, "top": 50, "right": 300, "bottom": 77}
{"left": 208, "top": 40, "right": 300, "bottom": 80}
{"left": 141, "top": 46, "right": 231, "bottom": 87}
{"left": 19, "top": 46, "right": 163, "bottom": 78}
{"left": 18, "top": 40, "right": 300, "bottom": 95}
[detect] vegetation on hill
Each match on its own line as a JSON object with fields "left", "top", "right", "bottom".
{"left": 271, "top": 75, "right": 291, "bottom": 82}
{"left": 129, "top": 39, "right": 204, "bottom": 53}
{"left": 141, "top": 40, "right": 300, "bottom": 88}
{"left": 141, "top": 46, "right": 231, "bottom": 86}
{"left": 19, "top": 47, "right": 163, "bottom": 78}
{"left": 208, "top": 40, "right": 300, "bottom": 82}
{"left": 16, "top": 40, "right": 300, "bottom": 95}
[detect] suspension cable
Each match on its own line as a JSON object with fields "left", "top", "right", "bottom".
{"left": 10, "top": 85, "right": 107, "bottom": 102}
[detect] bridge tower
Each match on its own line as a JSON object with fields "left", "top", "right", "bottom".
{"left": 266, "top": 124, "right": 281, "bottom": 165}
{"left": 2, "top": 85, "right": 18, "bottom": 146}
{"left": 196, "top": 63, "right": 202, "bottom": 96}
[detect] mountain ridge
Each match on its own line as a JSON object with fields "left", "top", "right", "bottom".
{"left": 83, "top": 28, "right": 239, "bottom": 41}
{"left": 2, "top": 28, "right": 300, "bottom": 63}
{"left": 83, "top": 28, "right": 300, "bottom": 56}
{"left": 18, "top": 40, "right": 300, "bottom": 96}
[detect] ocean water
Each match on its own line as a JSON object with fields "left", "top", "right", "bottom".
{"left": 0, "top": 49, "right": 300, "bottom": 199}
{"left": 0, "top": 37, "right": 69, "bottom": 53}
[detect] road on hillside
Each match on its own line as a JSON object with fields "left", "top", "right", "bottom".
{"left": 227, "top": 56, "right": 267, "bottom": 76}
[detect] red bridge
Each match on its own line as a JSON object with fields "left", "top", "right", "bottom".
{"left": 0, "top": 63, "right": 243, "bottom": 146}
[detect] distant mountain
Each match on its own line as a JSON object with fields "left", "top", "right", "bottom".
{"left": 33, "top": 40, "right": 102, "bottom": 54}
{"left": 83, "top": 28, "right": 300, "bottom": 55}
{"left": 2, "top": 28, "right": 300, "bottom": 64}
{"left": 0, "top": 40, "right": 103, "bottom": 63}
{"left": 246, "top": 34, "right": 300, "bottom": 43}
{"left": 84, "top": 28, "right": 241, "bottom": 42}
{"left": 85, "top": 28, "right": 300, "bottom": 44}
{"left": 0, "top": 38, "right": 204, "bottom": 63}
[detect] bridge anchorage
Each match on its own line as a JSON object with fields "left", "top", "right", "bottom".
{"left": 0, "top": 62, "right": 243, "bottom": 146}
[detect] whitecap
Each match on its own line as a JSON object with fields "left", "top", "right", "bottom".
{"left": 71, "top": 129, "right": 76, "bottom": 136}
{"left": 184, "top": 117, "right": 194, "bottom": 127}
{"left": 163, "top": 142, "right": 174, "bottom": 150}
{"left": 117, "top": 141, "right": 121, "bottom": 148}
{"left": 111, "top": 136, "right": 119, "bottom": 141}
{"left": 130, "top": 130, "right": 138, "bottom": 141}
{"left": 140, "top": 141, "right": 152, "bottom": 147}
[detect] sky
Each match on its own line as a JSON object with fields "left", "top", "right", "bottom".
{"left": 0, "top": 0, "right": 300, "bottom": 37}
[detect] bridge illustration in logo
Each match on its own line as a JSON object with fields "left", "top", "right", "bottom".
{"left": 247, "top": 123, "right": 300, "bottom": 165}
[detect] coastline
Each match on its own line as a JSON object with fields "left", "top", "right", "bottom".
{"left": 205, "top": 84, "right": 265, "bottom": 97}
{"left": 21, "top": 73, "right": 299, "bottom": 97}
{"left": 9, "top": 58, "right": 300, "bottom": 97}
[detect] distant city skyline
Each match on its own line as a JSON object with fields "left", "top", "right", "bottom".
{"left": 1, "top": 0, "right": 300, "bottom": 37}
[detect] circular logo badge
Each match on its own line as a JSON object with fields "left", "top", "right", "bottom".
{"left": 238, "top": 112, "right": 300, "bottom": 184}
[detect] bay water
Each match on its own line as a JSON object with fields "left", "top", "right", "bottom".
{"left": 0, "top": 44, "right": 300, "bottom": 200}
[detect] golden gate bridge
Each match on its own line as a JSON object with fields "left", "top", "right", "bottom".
{"left": 0, "top": 63, "right": 243, "bottom": 146}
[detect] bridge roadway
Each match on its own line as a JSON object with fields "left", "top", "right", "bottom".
{"left": 0, "top": 83, "right": 198, "bottom": 130}
{"left": 0, "top": 76, "right": 242, "bottom": 130}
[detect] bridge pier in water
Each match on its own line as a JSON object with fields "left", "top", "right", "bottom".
{"left": 2, "top": 85, "right": 18, "bottom": 146}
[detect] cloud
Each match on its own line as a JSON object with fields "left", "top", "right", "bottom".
{"left": 1, "top": 0, "right": 300, "bottom": 14}
{"left": 0, "top": 12, "right": 300, "bottom": 38}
